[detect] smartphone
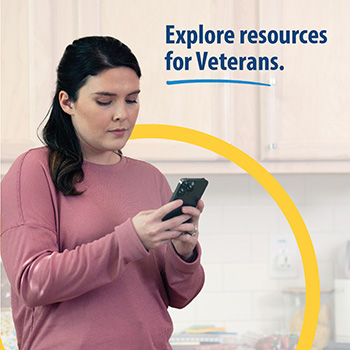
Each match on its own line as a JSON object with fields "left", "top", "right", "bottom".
{"left": 162, "top": 178, "right": 208, "bottom": 221}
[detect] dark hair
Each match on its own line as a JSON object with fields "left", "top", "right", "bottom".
{"left": 42, "top": 36, "right": 141, "bottom": 195}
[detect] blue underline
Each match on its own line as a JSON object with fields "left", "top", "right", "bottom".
{"left": 166, "top": 79, "right": 271, "bottom": 87}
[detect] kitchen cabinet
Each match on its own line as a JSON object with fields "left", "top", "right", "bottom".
{"left": 259, "top": 0, "right": 350, "bottom": 164}
{"left": 2, "top": 0, "right": 350, "bottom": 175}
{"left": 126, "top": 0, "right": 350, "bottom": 174}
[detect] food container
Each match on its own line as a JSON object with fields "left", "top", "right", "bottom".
{"left": 282, "top": 288, "right": 333, "bottom": 350}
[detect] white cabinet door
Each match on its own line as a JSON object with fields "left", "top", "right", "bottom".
{"left": 259, "top": 0, "right": 350, "bottom": 162}
{"left": 2, "top": 0, "right": 349, "bottom": 174}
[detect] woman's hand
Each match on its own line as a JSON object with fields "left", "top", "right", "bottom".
{"left": 171, "top": 200, "right": 204, "bottom": 261}
{"left": 132, "top": 199, "right": 204, "bottom": 260}
{"left": 132, "top": 200, "right": 191, "bottom": 251}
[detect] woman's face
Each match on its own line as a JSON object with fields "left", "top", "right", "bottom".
{"left": 60, "top": 67, "right": 140, "bottom": 164}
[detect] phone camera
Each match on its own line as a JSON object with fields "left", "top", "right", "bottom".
{"left": 183, "top": 181, "right": 194, "bottom": 192}
{"left": 178, "top": 187, "right": 186, "bottom": 196}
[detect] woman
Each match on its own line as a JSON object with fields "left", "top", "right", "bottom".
{"left": 1, "top": 36, "right": 204, "bottom": 350}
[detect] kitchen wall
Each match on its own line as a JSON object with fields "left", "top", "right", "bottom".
{"left": 0, "top": 172, "right": 349, "bottom": 345}
{"left": 166, "top": 173, "right": 350, "bottom": 335}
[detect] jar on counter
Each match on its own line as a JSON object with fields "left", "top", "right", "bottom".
{"left": 282, "top": 288, "right": 333, "bottom": 350}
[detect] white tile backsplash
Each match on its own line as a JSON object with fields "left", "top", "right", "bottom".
{"left": 168, "top": 300, "right": 197, "bottom": 323}
{"left": 333, "top": 205, "right": 350, "bottom": 232}
{"left": 252, "top": 292, "right": 285, "bottom": 321}
{"left": 166, "top": 173, "right": 350, "bottom": 334}
{"left": 309, "top": 232, "right": 350, "bottom": 262}
{"left": 222, "top": 206, "right": 280, "bottom": 234}
{"left": 317, "top": 262, "right": 335, "bottom": 289}
{"left": 305, "top": 175, "right": 350, "bottom": 205}
{"left": 196, "top": 292, "right": 252, "bottom": 322}
{"left": 200, "top": 263, "right": 224, "bottom": 292}
{"left": 251, "top": 234, "right": 270, "bottom": 263}
{"left": 197, "top": 205, "right": 223, "bottom": 235}
{"left": 200, "top": 234, "right": 251, "bottom": 264}
{"left": 201, "top": 175, "right": 251, "bottom": 206}
{"left": 251, "top": 175, "right": 306, "bottom": 206}
{"left": 296, "top": 205, "right": 334, "bottom": 233}
{"left": 223, "top": 263, "right": 280, "bottom": 291}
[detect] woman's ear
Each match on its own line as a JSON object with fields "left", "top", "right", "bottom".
{"left": 59, "top": 91, "right": 75, "bottom": 115}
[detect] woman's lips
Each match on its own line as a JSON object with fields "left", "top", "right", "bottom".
{"left": 109, "top": 128, "right": 127, "bottom": 137}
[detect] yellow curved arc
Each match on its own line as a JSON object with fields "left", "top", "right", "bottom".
{"left": 131, "top": 124, "right": 320, "bottom": 350}
{"left": 0, "top": 124, "right": 319, "bottom": 350}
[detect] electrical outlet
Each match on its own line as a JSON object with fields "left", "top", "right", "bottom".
{"left": 270, "top": 235, "right": 299, "bottom": 279}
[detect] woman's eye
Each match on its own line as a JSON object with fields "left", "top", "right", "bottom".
{"left": 126, "top": 99, "right": 137, "bottom": 104}
{"left": 96, "top": 101, "right": 112, "bottom": 106}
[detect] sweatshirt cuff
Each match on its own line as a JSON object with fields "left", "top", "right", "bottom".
{"left": 167, "top": 241, "right": 202, "bottom": 274}
{"left": 114, "top": 218, "right": 149, "bottom": 262}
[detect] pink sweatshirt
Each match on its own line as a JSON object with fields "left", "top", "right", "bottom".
{"left": 1, "top": 147, "right": 204, "bottom": 350}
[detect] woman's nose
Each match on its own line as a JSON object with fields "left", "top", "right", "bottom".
{"left": 112, "top": 102, "right": 127, "bottom": 121}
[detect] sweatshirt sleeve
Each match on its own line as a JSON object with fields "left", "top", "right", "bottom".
{"left": 157, "top": 173, "right": 205, "bottom": 309}
{"left": 164, "top": 242, "right": 205, "bottom": 309}
{"left": 0, "top": 151, "right": 149, "bottom": 307}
